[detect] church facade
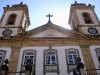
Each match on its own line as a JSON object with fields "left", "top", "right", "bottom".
{"left": 0, "top": 1, "right": 100, "bottom": 75}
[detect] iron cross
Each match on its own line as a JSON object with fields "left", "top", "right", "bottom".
{"left": 46, "top": 14, "right": 53, "bottom": 22}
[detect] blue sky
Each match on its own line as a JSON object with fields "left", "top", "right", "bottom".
{"left": 0, "top": 0, "right": 100, "bottom": 30}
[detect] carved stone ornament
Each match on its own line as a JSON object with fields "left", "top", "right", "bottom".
{"left": 2, "top": 29, "right": 12, "bottom": 37}
{"left": 43, "top": 28, "right": 56, "bottom": 37}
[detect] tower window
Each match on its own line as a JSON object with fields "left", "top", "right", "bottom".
{"left": 7, "top": 14, "right": 17, "bottom": 25}
{"left": 83, "top": 13, "right": 93, "bottom": 24}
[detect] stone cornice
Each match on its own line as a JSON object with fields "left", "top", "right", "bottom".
{"left": 0, "top": 36, "right": 100, "bottom": 47}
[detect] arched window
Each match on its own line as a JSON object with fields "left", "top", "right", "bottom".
{"left": 83, "top": 12, "right": 93, "bottom": 24}
{"left": 44, "top": 49, "right": 59, "bottom": 73}
{"left": 0, "top": 50, "right": 6, "bottom": 65}
{"left": 21, "top": 50, "right": 36, "bottom": 73}
{"left": 7, "top": 14, "right": 17, "bottom": 25}
{"left": 65, "top": 48, "right": 79, "bottom": 73}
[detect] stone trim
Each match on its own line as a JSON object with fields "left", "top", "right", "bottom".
{"left": 80, "top": 45, "right": 90, "bottom": 48}
{"left": 43, "top": 49, "right": 59, "bottom": 75}
{"left": 65, "top": 48, "right": 80, "bottom": 74}
{"left": 11, "top": 46, "right": 22, "bottom": 50}
{"left": 21, "top": 49, "right": 36, "bottom": 73}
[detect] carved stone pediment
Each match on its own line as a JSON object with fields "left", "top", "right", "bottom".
{"left": 25, "top": 22, "right": 83, "bottom": 38}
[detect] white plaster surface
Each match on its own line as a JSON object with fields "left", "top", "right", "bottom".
{"left": 17, "top": 46, "right": 84, "bottom": 75}
{"left": 46, "top": 73, "right": 57, "bottom": 75}
{"left": 17, "top": 47, "right": 48, "bottom": 75}
{"left": 0, "top": 47, "right": 11, "bottom": 64}
{"left": 89, "top": 46, "right": 100, "bottom": 73}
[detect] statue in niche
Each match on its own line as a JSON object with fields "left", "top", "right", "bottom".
{"left": 44, "top": 28, "right": 56, "bottom": 36}
{"left": 84, "top": 16, "right": 91, "bottom": 23}
{"left": 83, "top": 13, "right": 92, "bottom": 23}
{"left": 8, "top": 18, "right": 15, "bottom": 24}
{"left": 7, "top": 14, "right": 16, "bottom": 25}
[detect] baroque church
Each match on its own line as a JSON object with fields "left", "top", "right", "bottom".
{"left": 0, "top": 1, "right": 100, "bottom": 75}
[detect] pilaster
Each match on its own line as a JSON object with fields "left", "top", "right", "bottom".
{"left": 80, "top": 45, "right": 96, "bottom": 73}
{"left": 8, "top": 46, "right": 21, "bottom": 72}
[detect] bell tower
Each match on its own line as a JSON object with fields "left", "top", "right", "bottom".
{"left": 0, "top": 2, "right": 30, "bottom": 37}
{"left": 68, "top": 1, "right": 100, "bottom": 35}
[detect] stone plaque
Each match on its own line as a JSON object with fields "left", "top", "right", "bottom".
{"left": 2, "top": 29, "right": 12, "bottom": 37}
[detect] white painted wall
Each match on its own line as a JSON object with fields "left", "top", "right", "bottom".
{"left": 17, "top": 46, "right": 84, "bottom": 75}
{"left": 17, "top": 47, "right": 48, "bottom": 75}
{"left": 0, "top": 11, "right": 23, "bottom": 37}
{"left": 0, "top": 47, "right": 12, "bottom": 64}
{"left": 89, "top": 46, "right": 100, "bottom": 73}
{"left": 46, "top": 73, "right": 57, "bottom": 75}
{"left": 53, "top": 46, "right": 85, "bottom": 75}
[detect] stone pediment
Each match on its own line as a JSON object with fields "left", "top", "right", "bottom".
{"left": 26, "top": 22, "right": 83, "bottom": 38}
